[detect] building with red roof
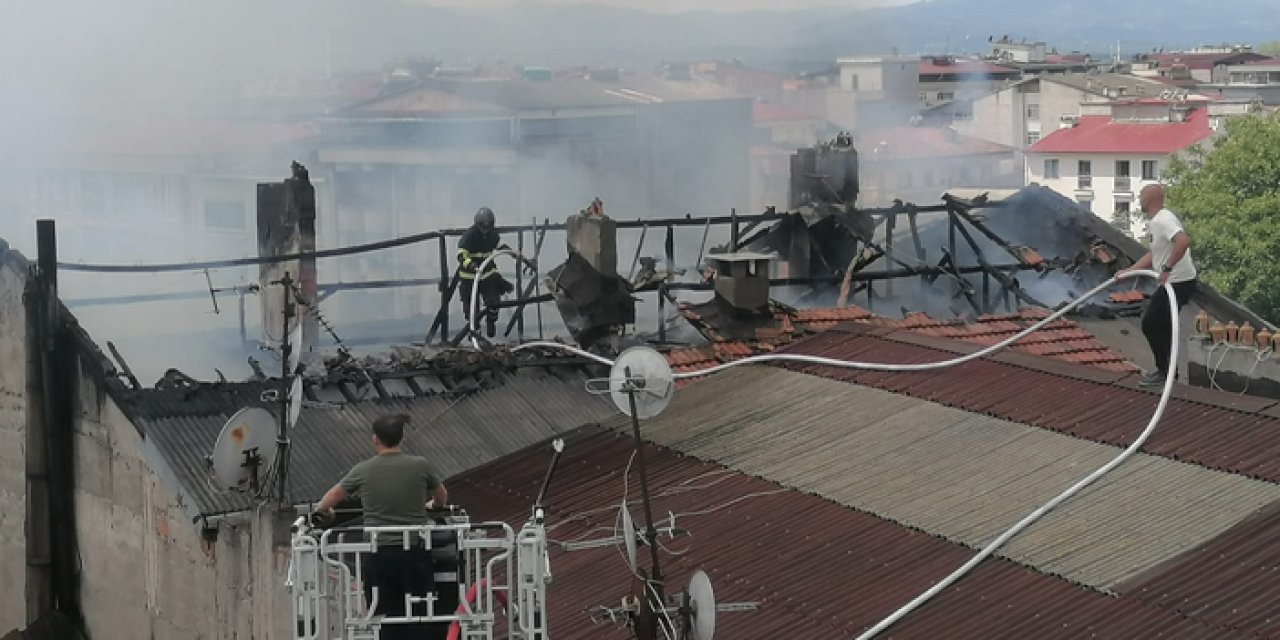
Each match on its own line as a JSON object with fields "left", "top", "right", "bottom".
{"left": 1024, "top": 100, "right": 1216, "bottom": 235}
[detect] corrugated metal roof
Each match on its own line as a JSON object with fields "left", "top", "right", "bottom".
{"left": 618, "top": 366, "right": 1280, "bottom": 591}
{"left": 448, "top": 428, "right": 1242, "bottom": 639}
{"left": 1123, "top": 506, "right": 1280, "bottom": 636}
{"left": 778, "top": 326, "right": 1280, "bottom": 483}
{"left": 129, "top": 367, "right": 616, "bottom": 516}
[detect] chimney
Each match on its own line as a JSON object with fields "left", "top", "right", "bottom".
{"left": 709, "top": 252, "right": 775, "bottom": 312}
{"left": 566, "top": 198, "right": 617, "bottom": 277}
{"left": 257, "top": 162, "right": 318, "bottom": 358}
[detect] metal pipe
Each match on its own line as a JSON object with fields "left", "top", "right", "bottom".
{"left": 23, "top": 271, "right": 53, "bottom": 622}
{"left": 35, "top": 219, "right": 82, "bottom": 628}
{"left": 437, "top": 235, "right": 450, "bottom": 343}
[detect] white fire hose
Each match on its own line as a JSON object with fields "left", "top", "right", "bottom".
{"left": 502, "top": 269, "right": 1179, "bottom": 638}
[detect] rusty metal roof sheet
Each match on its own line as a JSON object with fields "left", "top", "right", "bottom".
{"left": 131, "top": 367, "right": 615, "bottom": 516}
{"left": 448, "top": 428, "right": 1242, "bottom": 639}
{"left": 777, "top": 326, "right": 1280, "bottom": 483}
{"left": 619, "top": 366, "right": 1280, "bottom": 591}
{"left": 1122, "top": 505, "right": 1280, "bottom": 637}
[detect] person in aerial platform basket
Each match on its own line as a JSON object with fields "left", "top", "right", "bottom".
{"left": 316, "top": 414, "right": 448, "bottom": 640}
{"left": 457, "top": 206, "right": 516, "bottom": 338}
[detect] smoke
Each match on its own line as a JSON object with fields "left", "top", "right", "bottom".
{"left": 0, "top": 0, "right": 931, "bottom": 383}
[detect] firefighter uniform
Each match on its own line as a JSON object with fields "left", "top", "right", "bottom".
{"left": 457, "top": 207, "right": 513, "bottom": 337}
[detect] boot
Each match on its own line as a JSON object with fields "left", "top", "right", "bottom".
{"left": 486, "top": 318, "right": 497, "bottom": 338}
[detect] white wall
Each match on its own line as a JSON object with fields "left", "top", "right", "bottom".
{"left": 1026, "top": 151, "right": 1167, "bottom": 236}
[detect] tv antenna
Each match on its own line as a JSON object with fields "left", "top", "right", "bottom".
{"left": 207, "top": 407, "right": 279, "bottom": 493}
{"left": 590, "top": 570, "right": 760, "bottom": 639}
{"left": 584, "top": 347, "right": 760, "bottom": 639}
{"left": 585, "top": 346, "right": 677, "bottom": 639}
{"left": 272, "top": 272, "right": 302, "bottom": 506}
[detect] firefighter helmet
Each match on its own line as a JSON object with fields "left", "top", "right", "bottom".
{"left": 475, "top": 207, "right": 495, "bottom": 230}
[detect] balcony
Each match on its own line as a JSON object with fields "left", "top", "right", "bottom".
{"left": 1077, "top": 176, "right": 1093, "bottom": 189}
{"left": 1114, "top": 176, "right": 1131, "bottom": 192}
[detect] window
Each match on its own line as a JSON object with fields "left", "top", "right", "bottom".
{"left": 1078, "top": 160, "right": 1093, "bottom": 189}
{"left": 1115, "top": 201, "right": 1131, "bottom": 213}
{"left": 1043, "top": 159, "right": 1060, "bottom": 179}
{"left": 1026, "top": 103, "right": 1041, "bottom": 120}
{"left": 1076, "top": 197, "right": 1093, "bottom": 213}
{"left": 1026, "top": 132, "right": 1040, "bottom": 146}
{"left": 204, "top": 200, "right": 247, "bottom": 231}
{"left": 1115, "top": 160, "right": 1131, "bottom": 191}
{"left": 1142, "top": 160, "right": 1158, "bottom": 180}
{"left": 937, "top": 92, "right": 955, "bottom": 101}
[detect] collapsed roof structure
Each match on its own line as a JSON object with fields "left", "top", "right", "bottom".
{"left": 4, "top": 133, "right": 1279, "bottom": 639}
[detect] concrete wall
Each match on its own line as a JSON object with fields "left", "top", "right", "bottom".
{"left": 0, "top": 246, "right": 29, "bottom": 634}
{"left": 72, "top": 369, "right": 292, "bottom": 640}
{"left": 0, "top": 240, "right": 291, "bottom": 639}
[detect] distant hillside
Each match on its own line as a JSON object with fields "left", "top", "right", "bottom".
{"left": 372, "top": 0, "right": 1278, "bottom": 63}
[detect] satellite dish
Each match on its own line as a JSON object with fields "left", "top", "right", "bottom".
{"left": 608, "top": 347, "right": 674, "bottom": 419}
{"left": 687, "top": 570, "right": 717, "bottom": 640}
{"left": 287, "top": 376, "right": 304, "bottom": 428}
{"left": 287, "top": 323, "right": 303, "bottom": 372}
{"left": 620, "top": 501, "right": 638, "bottom": 573}
{"left": 209, "top": 407, "right": 278, "bottom": 492}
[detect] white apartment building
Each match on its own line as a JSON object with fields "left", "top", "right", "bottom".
{"left": 1024, "top": 100, "right": 1215, "bottom": 237}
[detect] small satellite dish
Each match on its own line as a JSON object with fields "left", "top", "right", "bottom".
{"left": 608, "top": 347, "right": 674, "bottom": 420}
{"left": 620, "top": 501, "right": 638, "bottom": 573}
{"left": 287, "top": 376, "right": 304, "bottom": 428}
{"left": 287, "top": 323, "right": 303, "bottom": 373}
{"left": 209, "top": 407, "right": 278, "bottom": 492}
{"left": 687, "top": 570, "right": 717, "bottom": 640}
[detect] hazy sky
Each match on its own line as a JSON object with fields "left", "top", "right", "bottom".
{"left": 419, "top": 0, "right": 913, "bottom": 11}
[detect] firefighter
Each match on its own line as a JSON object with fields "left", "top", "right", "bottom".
{"left": 457, "top": 206, "right": 515, "bottom": 337}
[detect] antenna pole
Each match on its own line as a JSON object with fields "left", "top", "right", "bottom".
{"left": 276, "top": 272, "right": 295, "bottom": 506}
{"left": 626, "top": 384, "right": 670, "bottom": 640}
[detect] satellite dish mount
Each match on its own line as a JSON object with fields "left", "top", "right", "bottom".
{"left": 587, "top": 347, "right": 677, "bottom": 639}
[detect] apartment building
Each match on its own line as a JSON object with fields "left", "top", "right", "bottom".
{"left": 1024, "top": 100, "right": 1215, "bottom": 236}
{"left": 933, "top": 73, "right": 1194, "bottom": 165}
{"left": 917, "top": 57, "right": 1020, "bottom": 107}
{"left": 314, "top": 70, "right": 752, "bottom": 320}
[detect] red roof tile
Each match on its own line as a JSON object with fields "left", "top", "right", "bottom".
{"left": 447, "top": 428, "right": 1232, "bottom": 639}
{"left": 1027, "top": 109, "right": 1213, "bottom": 155}
{"left": 676, "top": 304, "right": 1135, "bottom": 374}
{"left": 778, "top": 328, "right": 1280, "bottom": 483}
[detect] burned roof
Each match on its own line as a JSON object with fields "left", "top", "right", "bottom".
{"left": 111, "top": 349, "right": 618, "bottom": 516}
{"left": 671, "top": 302, "right": 1137, "bottom": 376}
{"left": 449, "top": 427, "right": 1251, "bottom": 638}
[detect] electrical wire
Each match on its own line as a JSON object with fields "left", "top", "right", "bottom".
{"left": 509, "top": 270, "right": 1180, "bottom": 639}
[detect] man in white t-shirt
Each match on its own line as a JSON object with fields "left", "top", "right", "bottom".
{"left": 1117, "top": 184, "right": 1198, "bottom": 386}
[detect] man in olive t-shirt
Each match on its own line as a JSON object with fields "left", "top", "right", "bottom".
{"left": 316, "top": 413, "right": 448, "bottom": 639}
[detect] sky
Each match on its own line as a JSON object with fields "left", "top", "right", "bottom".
{"left": 415, "top": 0, "right": 914, "bottom": 12}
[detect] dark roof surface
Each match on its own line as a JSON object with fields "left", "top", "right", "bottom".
{"left": 122, "top": 364, "right": 617, "bottom": 515}
{"left": 449, "top": 428, "right": 1242, "bottom": 639}
{"left": 779, "top": 324, "right": 1280, "bottom": 483}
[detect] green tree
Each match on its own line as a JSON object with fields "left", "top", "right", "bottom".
{"left": 1165, "top": 110, "right": 1280, "bottom": 323}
